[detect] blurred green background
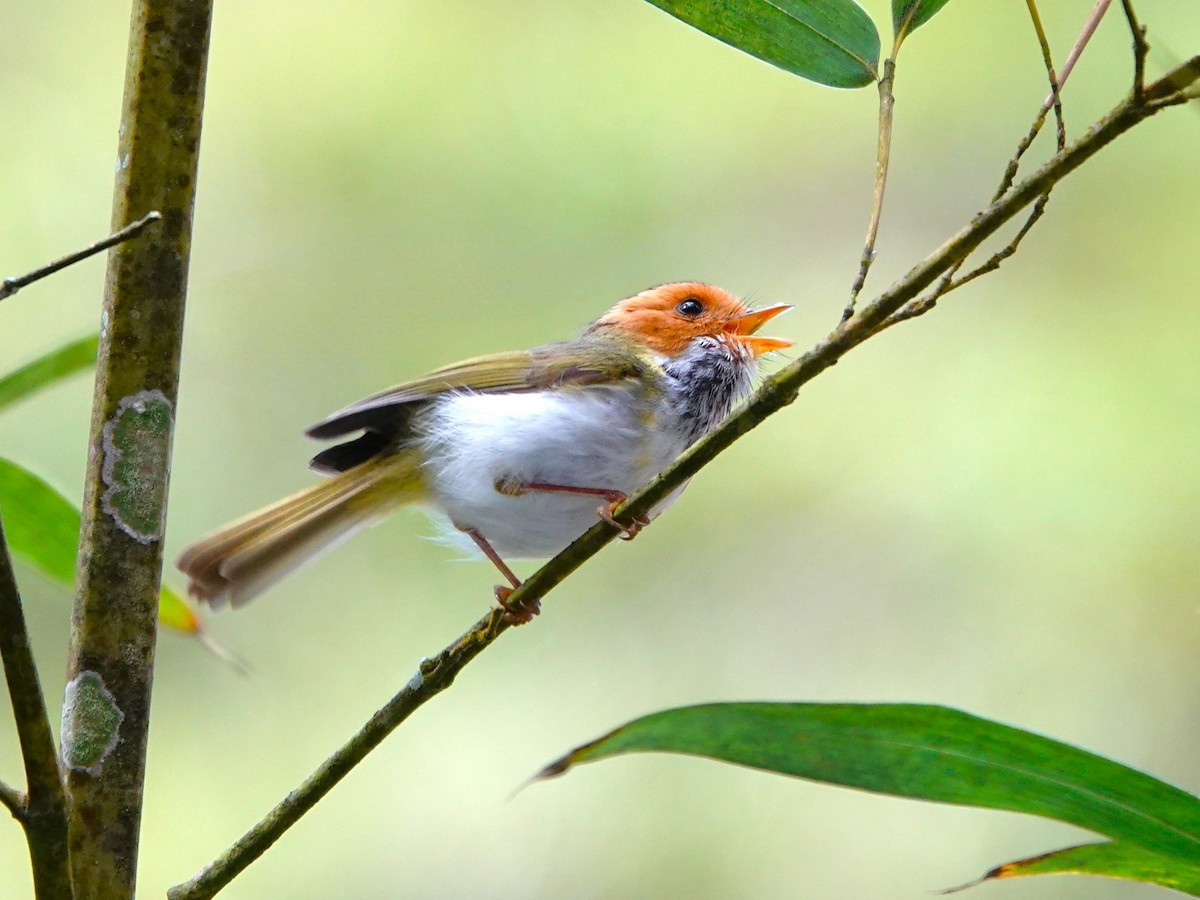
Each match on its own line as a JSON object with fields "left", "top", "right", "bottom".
{"left": 2, "top": 2, "right": 1198, "bottom": 898}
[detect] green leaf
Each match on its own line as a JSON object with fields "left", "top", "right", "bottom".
{"left": 538, "top": 703, "right": 1200, "bottom": 871}
{"left": 970, "top": 841, "right": 1200, "bottom": 896}
{"left": 0, "top": 457, "right": 198, "bottom": 633}
{"left": 892, "top": 0, "right": 952, "bottom": 40}
{"left": 645, "top": 0, "right": 880, "bottom": 89}
{"left": 0, "top": 334, "right": 98, "bottom": 414}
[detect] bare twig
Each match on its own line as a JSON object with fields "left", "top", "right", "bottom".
{"left": 1121, "top": 0, "right": 1148, "bottom": 99}
{"left": 934, "top": 0, "right": 1066, "bottom": 292}
{"left": 1052, "top": 0, "right": 1113, "bottom": 108}
{"left": 844, "top": 58, "right": 896, "bottom": 321}
{"left": 62, "top": 1, "right": 212, "bottom": 896}
{"left": 0, "top": 780, "right": 22, "bottom": 821}
{"left": 888, "top": 0, "right": 1069, "bottom": 326}
{"left": 992, "top": 0, "right": 1067, "bottom": 202}
{"left": 168, "top": 55, "right": 1200, "bottom": 900}
{"left": 168, "top": 609, "right": 507, "bottom": 900}
{"left": 1028, "top": 0, "right": 1068, "bottom": 158}
{"left": 935, "top": 199, "right": 1050, "bottom": 295}
{"left": 887, "top": 191, "right": 1053, "bottom": 329}
{"left": 0, "top": 212, "right": 161, "bottom": 304}
{"left": 0, "top": 516, "right": 73, "bottom": 898}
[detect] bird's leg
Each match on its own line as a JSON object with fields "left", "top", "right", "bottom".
{"left": 459, "top": 525, "right": 540, "bottom": 625}
{"left": 494, "top": 477, "right": 650, "bottom": 541}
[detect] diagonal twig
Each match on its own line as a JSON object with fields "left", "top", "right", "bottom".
{"left": 167, "top": 54, "right": 1200, "bottom": 900}
{"left": 0, "top": 211, "right": 161, "bottom": 304}
{"left": 1054, "top": 0, "right": 1113, "bottom": 107}
{"left": 887, "top": 0, "right": 1074, "bottom": 326}
{"left": 1003, "top": 0, "right": 1069, "bottom": 199}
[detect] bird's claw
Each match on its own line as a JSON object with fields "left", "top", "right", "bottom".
{"left": 597, "top": 503, "right": 650, "bottom": 541}
{"left": 494, "top": 584, "right": 540, "bottom": 625}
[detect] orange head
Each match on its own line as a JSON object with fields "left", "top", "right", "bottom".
{"left": 591, "top": 282, "right": 792, "bottom": 358}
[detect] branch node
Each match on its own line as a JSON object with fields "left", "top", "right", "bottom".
{"left": 0, "top": 781, "right": 26, "bottom": 822}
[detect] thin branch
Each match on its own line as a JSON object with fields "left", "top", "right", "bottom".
{"left": 0, "top": 516, "right": 73, "bottom": 898}
{"left": 931, "top": 0, "right": 1066, "bottom": 295}
{"left": 918, "top": 0, "right": 1146, "bottom": 312}
{"left": 1027, "top": 0, "right": 1068, "bottom": 158}
{"left": 168, "top": 54, "right": 1200, "bottom": 900}
{"left": 885, "top": 192, "right": 1053, "bottom": 327}
{"left": 888, "top": 0, "right": 1069, "bottom": 326}
{"left": 844, "top": 58, "right": 896, "bottom": 321}
{"left": 0, "top": 211, "right": 161, "bottom": 304}
{"left": 1121, "top": 0, "right": 1148, "bottom": 99}
{"left": 991, "top": 0, "right": 1067, "bottom": 202}
{"left": 0, "top": 780, "right": 23, "bottom": 821}
{"left": 1052, "top": 0, "right": 1113, "bottom": 108}
{"left": 168, "top": 609, "right": 508, "bottom": 900}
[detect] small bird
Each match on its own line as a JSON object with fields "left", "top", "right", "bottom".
{"left": 176, "top": 283, "right": 791, "bottom": 621}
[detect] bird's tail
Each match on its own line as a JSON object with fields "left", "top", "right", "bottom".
{"left": 176, "top": 450, "right": 425, "bottom": 608}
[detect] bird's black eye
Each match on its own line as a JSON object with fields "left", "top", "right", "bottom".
{"left": 676, "top": 298, "right": 704, "bottom": 318}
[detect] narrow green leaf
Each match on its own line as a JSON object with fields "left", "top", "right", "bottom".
{"left": 892, "top": 0, "right": 952, "bottom": 40}
{"left": 645, "top": 0, "right": 880, "bottom": 89}
{"left": 0, "top": 334, "right": 99, "bottom": 414}
{"left": 0, "top": 457, "right": 198, "bottom": 633}
{"left": 539, "top": 703, "right": 1200, "bottom": 868}
{"left": 971, "top": 841, "right": 1200, "bottom": 897}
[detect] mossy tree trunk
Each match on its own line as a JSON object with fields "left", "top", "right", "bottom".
{"left": 61, "top": 2, "right": 212, "bottom": 897}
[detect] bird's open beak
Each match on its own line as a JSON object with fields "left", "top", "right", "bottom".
{"left": 725, "top": 304, "right": 793, "bottom": 356}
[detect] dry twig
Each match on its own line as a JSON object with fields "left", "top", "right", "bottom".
{"left": 0, "top": 212, "right": 160, "bottom": 304}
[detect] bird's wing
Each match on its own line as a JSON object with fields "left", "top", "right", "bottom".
{"left": 305, "top": 340, "right": 652, "bottom": 473}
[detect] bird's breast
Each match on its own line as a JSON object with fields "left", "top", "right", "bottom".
{"left": 415, "top": 383, "right": 686, "bottom": 558}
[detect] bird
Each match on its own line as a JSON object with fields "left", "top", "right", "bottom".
{"left": 176, "top": 282, "right": 792, "bottom": 622}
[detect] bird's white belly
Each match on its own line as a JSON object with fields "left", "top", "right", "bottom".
{"left": 418, "top": 386, "right": 687, "bottom": 558}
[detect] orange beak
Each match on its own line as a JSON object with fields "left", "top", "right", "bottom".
{"left": 725, "top": 303, "right": 793, "bottom": 357}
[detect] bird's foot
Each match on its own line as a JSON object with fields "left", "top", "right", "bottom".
{"left": 458, "top": 524, "right": 534, "bottom": 624}
{"left": 490, "top": 477, "right": 648, "bottom": 540}
{"left": 495, "top": 585, "right": 540, "bottom": 625}
{"left": 597, "top": 502, "right": 650, "bottom": 541}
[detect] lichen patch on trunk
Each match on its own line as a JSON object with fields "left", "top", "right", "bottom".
{"left": 101, "top": 389, "right": 173, "bottom": 543}
{"left": 61, "top": 671, "right": 126, "bottom": 774}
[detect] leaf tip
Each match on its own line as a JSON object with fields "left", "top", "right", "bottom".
{"left": 937, "top": 874, "right": 987, "bottom": 894}
{"left": 506, "top": 756, "right": 571, "bottom": 803}
{"left": 537, "top": 754, "right": 575, "bottom": 782}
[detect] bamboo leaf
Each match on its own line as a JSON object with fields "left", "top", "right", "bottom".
{"left": 645, "top": 0, "right": 880, "bottom": 88}
{"left": 538, "top": 703, "right": 1200, "bottom": 874}
{"left": 892, "top": 0, "right": 953, "bottom": 40}
{"left": 0, "top": 457, "right": 198, "bottom": 633}
{"left": 0, "top": 334, "right": 98, "bottom": 414}
{"left": 962, "top": 841, "right": 1200, "bottom": 896}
